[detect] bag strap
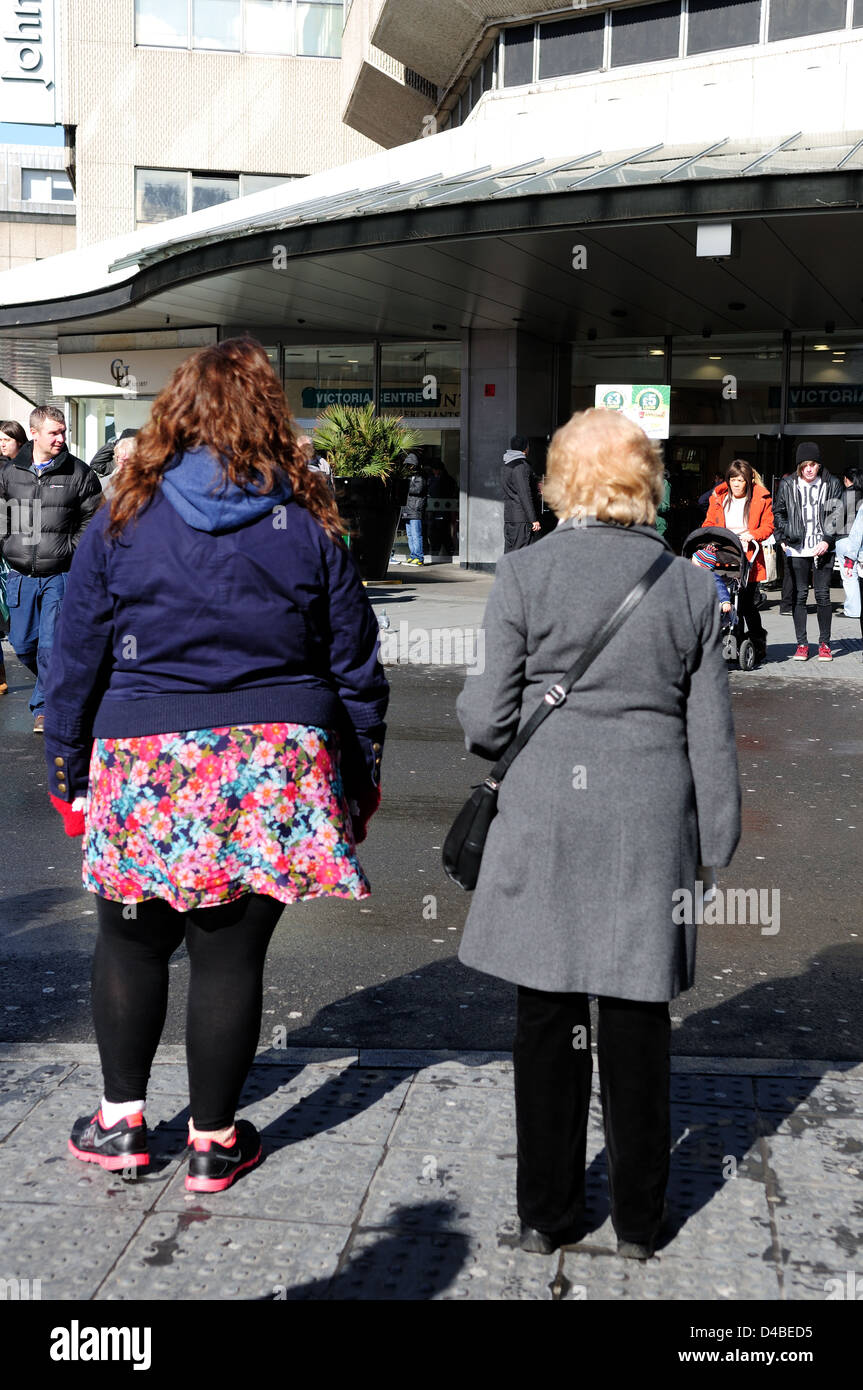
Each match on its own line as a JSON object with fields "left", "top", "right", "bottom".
{"left": 484, "top": 550, "right": 675, "bottom": 789}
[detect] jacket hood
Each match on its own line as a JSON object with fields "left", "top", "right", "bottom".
{"left": 503, "top": 449, "right": 528, "bottom": 465}
{"left": 161, "top": 446, "right": 293, "bottom": 533}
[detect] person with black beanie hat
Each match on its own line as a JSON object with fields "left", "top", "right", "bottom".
{"left": 773, "top": 442, "right": 844, "bottom": 660}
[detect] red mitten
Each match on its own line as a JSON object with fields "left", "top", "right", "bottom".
{"left": 50, "top": 794, "right": 86, "bottom": 838}
{"left": 351, "top": 784, "right": 381, "bottom": 845}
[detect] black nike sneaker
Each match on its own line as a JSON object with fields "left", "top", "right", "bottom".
{"left": 185, "top": 1119, "right": 262, "bottom": 1193}
{"left": 68, "top": 1108, "right": 150, "bottom": 1173}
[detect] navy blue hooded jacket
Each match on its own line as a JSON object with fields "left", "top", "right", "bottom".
{"left": 43, "top": 448, "right": 388, "bottom": 801}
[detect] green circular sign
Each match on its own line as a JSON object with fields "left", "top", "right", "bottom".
{"left": 636, "top": 389, "right": 663, "bottom": 413}
{"left": 602, "top": 389, "right": 626, "bottom": 411}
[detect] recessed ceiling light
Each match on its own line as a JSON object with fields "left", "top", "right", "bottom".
{"left": 610, "top": 309, "right": 628, "bottom": 319}
{"left": 648, "top": 348, "right": 664, "bottom": 356}
{"left": 727, "top": 302, "right": 746, "bottom": 311}
{"left": 812, "top": 344, "right": 830, "bottom": 351}
{"left": 709, "top": 355, "right": 722, "bottom": 360}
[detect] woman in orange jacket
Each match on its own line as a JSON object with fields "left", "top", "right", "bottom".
{"left": 704, "top": 460, "right": 775, "bottom": 663}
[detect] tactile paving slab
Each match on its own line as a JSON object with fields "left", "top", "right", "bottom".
{"left": 0, "top": 1088, "right": 187, "bottom": 1208}
{"left": 238, "top": 1065, "right": 413, "bottom": 1146}
{"left": 0, "top": 1062, "right": 76, "bottom": 1141}
{"left": 388, "top": 1081, "right": 516, "bottom": 1151}
{"left": 155, "top": 1134, "right": 384, "bottom": 1225}
{"left": 762, "top": 1117, "right": 863, "bottom": 1187}
{"left": 561, "top": 1247, "right": 781, "bottom": 1300}
{"left": 671, "top": 1074, "right": 756, "bottom": 1109}
{"left": 97, "top": 1212, "right": 349, "bottom": 1301}
{"left": 755, "top": 1075, "right": 863, "bottom": 1117}
{"left": 0, "top": 1202, "right": 146, "bottom": 1300}
{"left": 332, "top": 1226, "right": 558, "bottom": 1300}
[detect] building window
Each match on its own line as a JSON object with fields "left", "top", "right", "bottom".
{"left": 687, "top": 0, "right": 762, "bottom": 56}
{"left": 21, "top": 168, "right": 74, "bottom": 203}
{"left": 856, "top": 0, "right": 863, "bottom": 28}
{"left": 539, "top": 13, "right": 604, "bottom": 81}
{"left": 135, "top": 168, "right": 296, "bottom": 226}
{"left": 611, "top": 1, "right": 681, "bottom": 68}
{"left": 768, "top": 0, "right": 846, "bottom": 42}
{"left": 135, "top": 0, "right": 341, "bottom": 57}
{"left": 503, "top": 26, "right": 534, "bottom": 87}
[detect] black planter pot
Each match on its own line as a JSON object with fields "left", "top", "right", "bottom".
{"left": 334, "top": 476, "right": 406, "bottom": 580}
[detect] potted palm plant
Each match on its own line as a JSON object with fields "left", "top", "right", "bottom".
{"left": 314, "top": 403, "right": 421, "bottom": 579}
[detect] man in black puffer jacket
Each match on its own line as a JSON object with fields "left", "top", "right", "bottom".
{"left": 0, "top": 405, "right": 103, "bottom": 731}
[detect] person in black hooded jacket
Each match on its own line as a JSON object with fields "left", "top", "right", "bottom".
{"left": 0, "top": 405, "right": 102, "bottom": 730}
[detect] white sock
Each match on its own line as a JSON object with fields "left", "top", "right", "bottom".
{"left": 100, "top": 1097, "right": 145, "bottom": 1127}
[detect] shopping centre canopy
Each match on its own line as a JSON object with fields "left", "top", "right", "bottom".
{"left": 2, "top": 123, "right": 863, "bottom": 399}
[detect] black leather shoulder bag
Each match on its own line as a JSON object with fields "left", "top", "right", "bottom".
{"left": 442, "top": 551, "right": 674, "bottom": 890}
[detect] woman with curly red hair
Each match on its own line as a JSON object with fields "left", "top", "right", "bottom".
{"left": 43, "top": 337, "right": 388, "bottom": 1191}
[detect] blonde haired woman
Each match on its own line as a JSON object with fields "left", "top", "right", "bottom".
{"left": 456, "top": 408, "right": 740, "bottom": 1258}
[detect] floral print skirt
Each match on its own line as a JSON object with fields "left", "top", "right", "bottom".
{"left": 82, "top": 723, "right": 370, "bottom": 911}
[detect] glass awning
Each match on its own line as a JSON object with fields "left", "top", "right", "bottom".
{"left": 108, "top": 130, "right": 863, "bottom": 275}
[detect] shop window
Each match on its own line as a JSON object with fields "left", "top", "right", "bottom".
{"left": 611, "top": 1, "right": 681, "bottom": 68}
{"left": 503, "top": 26, "right": 534, "bottom": 87}
{"left": 670, "top": 336, "right": 782, "bottom": 426}
{"left": 283, "top": 345, "right": 374, "bottom": 420}
{"left": 191, "top": 174, "right": 239, "bottom": 213}
{"left": 135, "top": 0, "right": 188, "bottom": 46}
{"left": 788, "top": 335, "right": 863, "bottom": 424}
{"left": 686, "top": 0, "right": 761, "bottom": 56}
{"left": 768, "top": 0, "right": 846, "bottom": 42}
{"left": 538, "top": 13, "right": 604, "bottom": 81}
{"left": 136, "top": 0, "right": 341, "bottom": 56}
{"left": 245, "top": 0, "right": 293, "bottom": 52}
{"left": 571, "top": 339, "right": 667, "bottom": 414}
{"left": 192, "top": 0, "right": 241, "bottom": 49}
{"left": 297, "top": 1, "right": 342, "bottom": 57}
{"left": 136, "top": 169, "right": 188, "bottom": 226}
{"left": 21, "top": 168, "right": 74, "bottom": 203}
{"left": 379, "top": 342, "right": 461, "bottom": 417}
{"left": 481, "top": 48, "right": 495, "bottom": 93}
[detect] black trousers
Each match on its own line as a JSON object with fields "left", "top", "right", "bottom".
{"left": 787, "top": 554, "right": 833, "bottom": 646}
{"left": 738, "top": 582, "right": 765, "bottom": 643}
{"left": 92, "top": 893, "right": 282, "bottom": 1130}
{"left": 513, "top": 987, "right": 670, "bottom": 1243}
{"left": 504, "top": 522, "right": 537, "bottom": 553}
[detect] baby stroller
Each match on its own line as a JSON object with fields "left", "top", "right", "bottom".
{"left": 681, "top": 526, "right": 757, "bottom": 670}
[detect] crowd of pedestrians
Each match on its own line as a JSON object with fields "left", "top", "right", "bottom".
{"left": 0, "top": 368, "right": 861, "bottom": 1257}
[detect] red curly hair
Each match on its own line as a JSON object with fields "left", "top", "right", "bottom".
{"left": 107, "top": 336, "right": 344, "bottom": 541}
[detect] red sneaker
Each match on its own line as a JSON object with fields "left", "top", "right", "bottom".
{"left": 817, "top": 644, "right": 833, "bottom": 661}
{"left": 793, "top": 645, "right": 809, "bottom": 661}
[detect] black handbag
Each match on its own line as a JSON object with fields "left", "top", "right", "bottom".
{"left": 442, "top": 551, "right": 674, "bottom": 890}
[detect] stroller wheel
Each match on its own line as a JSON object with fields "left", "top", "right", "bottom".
{"left": 739, "top": 638, "right": 756, "bottom": 671}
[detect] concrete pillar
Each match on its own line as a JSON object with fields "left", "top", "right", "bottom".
{"left": 459, "top": 328, "right": 559, "bottom": 569}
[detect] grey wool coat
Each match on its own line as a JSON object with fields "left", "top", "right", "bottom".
{"left": 456, "top": 521, "right": 741, "bottom": 1002}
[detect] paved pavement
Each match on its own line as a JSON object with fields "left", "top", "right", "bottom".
{"left": 368, "top": 562, "right": 863, "bottom": 679}
{"left": 1, "top": 1045, "right": 860, "bottom": 1302}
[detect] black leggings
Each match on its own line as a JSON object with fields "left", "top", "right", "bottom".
{"left": 93, "top": 894, "right": 282, "bottom": 1130}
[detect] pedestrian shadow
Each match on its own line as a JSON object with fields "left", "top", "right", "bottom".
{"left": 256, "top": 1202, "right": 471, "bottom": 1300}
{"left": 580, "top": 943, "right": 862, "bottom": 1255}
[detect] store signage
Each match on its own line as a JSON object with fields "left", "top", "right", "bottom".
{"left": 595, "top": 383, "right": 671, "bottom": 440}
{"left": 301, "top": 387, "right": 443, "bottom": 409}
{"left": 0, "top": 1, "right": 57, "bottom": 125}
{"left": 768, "top": 385, "right": 863, "bottom": 409}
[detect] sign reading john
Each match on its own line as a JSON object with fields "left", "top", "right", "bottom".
{"left": 0, "top": 0, "right": 56, "bottom": 125}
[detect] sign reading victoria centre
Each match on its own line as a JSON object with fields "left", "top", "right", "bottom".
{"left": 594, "top": 384, "right": 671, "bottom": 441}
{"left": 301, "top": 388, "right": 444, "bottom": 410}
{"left": 0, "top": 1, "right": 56, "bottom": 124}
